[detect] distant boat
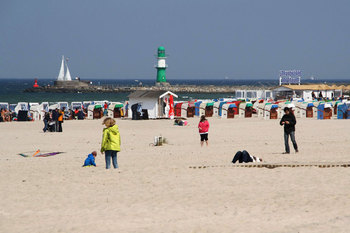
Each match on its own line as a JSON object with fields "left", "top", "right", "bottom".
{"left": 57, "top": 56, "right": 72, "bottom": 81}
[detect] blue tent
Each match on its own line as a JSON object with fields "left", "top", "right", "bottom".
{"left": 317, "top": 104, "right": 325, "bottom": 119}
{"left": 219, "top": 102, "right": 227, "bottom": 116}
{"left": 194, "top": 101, "right": 202, "bottom": 116}
{"left": 337, "top": 103, "right": 350, "bottom": 119}
{"left": 317, "top": 103, "right": 332, "bottom": 119}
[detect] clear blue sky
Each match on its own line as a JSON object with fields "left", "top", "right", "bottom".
{"left": 1, "top": 0, "right": 349, "bottom": 80}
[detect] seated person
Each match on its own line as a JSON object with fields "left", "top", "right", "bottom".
{"left": 174, "top": 118, "right": 188, "bottom": 126}
{"left": 232, "top": 150, "right": 262, "bottom": 163}
{"left": 77, "top": 110, "right": 85, "bottom": 120}
{"left": 83, "top": 151, "right": 97, "bottom": 167}
{"left": 48, "top": 120, "right": 55, "bottom": 132}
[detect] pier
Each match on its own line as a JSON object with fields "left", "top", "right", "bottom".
{"left": 23, "top": 84, "right": 275, "bottom": 94}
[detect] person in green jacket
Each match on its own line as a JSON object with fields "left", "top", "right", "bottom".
{"left": 101, "top": 117, "right": 121, "bottom": 169}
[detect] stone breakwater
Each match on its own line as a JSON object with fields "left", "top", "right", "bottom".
{"left": 24, "top": 84, "right": 275, "bottom": 93}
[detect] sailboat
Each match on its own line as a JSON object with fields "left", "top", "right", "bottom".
{"left": 57, "top": 55, "right": 72, "bottom": 81}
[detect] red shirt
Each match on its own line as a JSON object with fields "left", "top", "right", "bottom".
{"left": 198, "top": 120, "right": 209, "bottom": 134}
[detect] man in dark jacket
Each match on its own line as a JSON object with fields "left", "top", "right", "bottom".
{"left": 52, "top": 108, "right": 59, "bottom": 132}
{"left": 280, "top": 107, "right": 298, "bottom": 154}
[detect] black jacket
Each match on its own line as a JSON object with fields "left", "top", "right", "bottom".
{"left": 52, "top": 110, "right": 58, "bottom": 121}
{"left": 280, "top": 113, "right": 296, "bottom": 134}
{"left": 44, "top": 112, "right": 50, "bottom": 121}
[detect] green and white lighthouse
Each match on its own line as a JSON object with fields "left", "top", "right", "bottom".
{"left": 155, "top": 46, "right": 167, "bottom": 84}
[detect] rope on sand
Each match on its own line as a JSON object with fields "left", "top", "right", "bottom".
{"left": 189, "top": 163, "right": 350, "bottom": 169}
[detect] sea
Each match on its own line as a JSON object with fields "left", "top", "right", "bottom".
{"left": 0, "top": 78, "right": 349, "bottom": 104}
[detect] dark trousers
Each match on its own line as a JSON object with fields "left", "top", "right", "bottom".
{"left": 232, "top": 150, "right": 253, "bottom": 163}
{"left": 284, "top": 131, "right": 298, "bottom": 153}
{"left": 53, "top": 121, "right": 58, "bottom": 132}
{"left": 58, "top": 121, "right": 63, "bottom": 132}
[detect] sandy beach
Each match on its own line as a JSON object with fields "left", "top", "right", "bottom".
{"left": 1, "top": 117, "right": 350, "bottom": 233}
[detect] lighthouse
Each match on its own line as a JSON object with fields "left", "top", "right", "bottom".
{"left": 155, "top": 46, "right": 168, "bottom": 85}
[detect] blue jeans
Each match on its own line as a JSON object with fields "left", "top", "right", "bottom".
{"left": 284, "top": 131, "right": 298, "bottom": 153}
{"left": 43, "top": 120, "right": 48, "bottom": 132}
{"left": 105, "top": 150, "right": 118, "bottom": 169}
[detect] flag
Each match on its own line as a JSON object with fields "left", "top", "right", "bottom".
{"left": 169, "top": 95, "right": 174, "bottom": 119}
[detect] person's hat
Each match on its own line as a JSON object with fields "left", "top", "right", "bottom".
{"left": 284, "top": 107, "right": 290, "bottom": 112}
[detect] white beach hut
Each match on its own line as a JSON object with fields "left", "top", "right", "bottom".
{"left": 87, "top": 104, "right": 104, "bottom": 120}
{"left": 199, "top": 102, "right": 206, "bottom": 117}
{"left": 221, "top": 103, "right": 237, "bottom": 119}
{"left": 264, "top": 103, "right": 279, "bottom": 120}
{"left": 14, "top": 102, "right": 29, "bottom": 114}
{"left": 213, "top": 102, "right": 221, "bottom": 117}
{"left": 127, "top": 90, "right": 178, "bottom": 119}
{"left": 0, "top": 102, "right": 9, "bottom": 110}
{"left": 71, "top": 102, "right": 83, "bottom": 110}
{"left": 257, "top": 102, "right": 265, "bottom": 118}
{"left": 29, "top": 105, "right": 40, "bottom": 121}
{"left": 108, "top": 102, "right": 124, "bottom": 118}
{"left": 9, "top": 104, "right": 17, "bottom": 112}
{"left": 277, "top": 101, "right": 287, "bottom": 119}
{"left": 239, "top": 102, "right": 253, "bottom": 118}
{"left": 29, "top": 103, "right": 39, "bottom": 110}
{"left": 83, "top": 101, "right": 92, "bottom": 109}
{"left": 277, "top": 101, "right": 295, "bottom": 118}
{"left": 297, "top": 102, "right": 314, "bottom": 118}
{"left": 181, "top": 103, "right": 189, "bottom": 118}
{"left": 58, "top": 102, "right": 69, "bottom": 110}
{"left": 29, "top": 102, "right": 49, "bottom": 121}
{"left": 180, "top": 102, "right": 196, "bottom": 118}
{"left": 312, "top": 101, "right": 322, "bottom": 119}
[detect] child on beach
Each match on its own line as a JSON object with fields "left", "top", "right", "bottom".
{"left": 83, "top": 151, "right": 97, "bottom": 167}
{"left": 101, "top": 117, "right": 121, "bottom": 169}
{"left": 198, "top": 115, "right": 209, "bottom": 146}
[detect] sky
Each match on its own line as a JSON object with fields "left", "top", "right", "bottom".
{"left": 1, "top": 0, "right": 349, "bottom": 80}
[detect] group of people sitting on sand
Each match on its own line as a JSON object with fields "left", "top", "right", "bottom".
{"left": 0, "top": 108, "right": 12, "bottom": 122}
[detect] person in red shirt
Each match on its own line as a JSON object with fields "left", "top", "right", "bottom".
{"left": 104, "top": 102, "right": 108, "bottom": 116}
{"left": 198, "top": 115, "right": 209, "bottom": 147}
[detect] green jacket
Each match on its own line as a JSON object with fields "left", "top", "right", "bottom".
{"left": 101, "top": 125, "right": 121, "bottom": 152}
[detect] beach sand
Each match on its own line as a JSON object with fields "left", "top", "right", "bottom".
{"left": 1, "top": 117, "right": 350, "bottom": 233}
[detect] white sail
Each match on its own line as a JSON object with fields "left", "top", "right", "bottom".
{"left": 64, "top": 62, "right": 72, "bottom": 81}
{"left": 57, "top": 56, "right": 65, "bottom": 81}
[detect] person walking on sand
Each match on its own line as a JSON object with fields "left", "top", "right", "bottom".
{"left": 198, "top": 115, "right": 209, "bottom": 147}
{"left": 43, "top": 112, "right": 50, "bottom": 132}
{"left": 280, "top": 107, "right": 298, "bottom": 154}
{"left": 101, "top": 117, "right": 121, "bottom": 169}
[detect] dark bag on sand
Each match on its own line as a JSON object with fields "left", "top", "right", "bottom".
{"left": 232, "top": 150, "right": 253, "bottom": 163}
